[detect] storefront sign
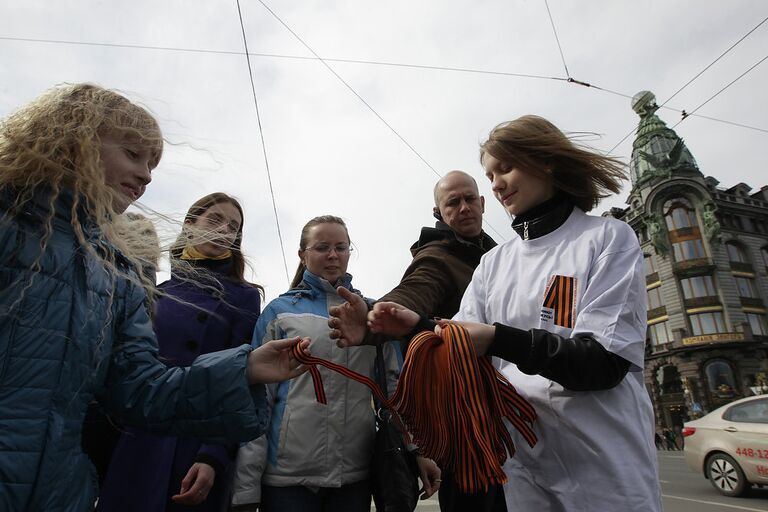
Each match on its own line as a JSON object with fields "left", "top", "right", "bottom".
{"left": 682, "top": 333, "right": 745, "bottom": 345}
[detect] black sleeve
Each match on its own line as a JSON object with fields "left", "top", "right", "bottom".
{"left": 395, "top": 316, "right": 438, "bottom": 355}
{"left": 487, "top": 323, "right": 631, "bottom": 391}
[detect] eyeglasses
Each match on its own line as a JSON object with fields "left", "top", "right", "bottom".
{"left": 305, "top": 243, "right": 352, "bottom": 255}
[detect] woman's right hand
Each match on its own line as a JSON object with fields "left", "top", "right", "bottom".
{"left": 246, "top": 337, "right": 310, "bottom": 384}
{"left": 367, "top": 302, "right": 419, "bottom": 337}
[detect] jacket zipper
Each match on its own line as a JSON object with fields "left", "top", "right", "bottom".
{"left": 523, "top": 221, "right": 529, "bottom": 240}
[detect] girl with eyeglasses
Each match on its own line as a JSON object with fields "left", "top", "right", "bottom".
{"left": 231, "top": 216, "right": 413, "bottom": 512}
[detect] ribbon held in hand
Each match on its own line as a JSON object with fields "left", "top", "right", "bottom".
{"left": 292, "top": 323, "right": 537, "bottom": 493}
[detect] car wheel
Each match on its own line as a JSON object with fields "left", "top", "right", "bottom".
{"left": 707, "top": 453, "right": 750, "bottom": 497}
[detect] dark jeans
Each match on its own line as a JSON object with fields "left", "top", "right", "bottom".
{"left": 438, "top": 471, "right": 507, "bottom": 512}
{"left": 261, "top": 480, "right": 371, "bottom": 512}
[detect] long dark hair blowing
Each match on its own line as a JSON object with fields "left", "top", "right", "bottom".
{"left": 171, "top": 192, "right": 263, "bottom": 294}
{"left": 480, "top": 115, "right": 626, "bottom": 212}
{"left": 290, "top": 215, "right": 349, "bottom": 289}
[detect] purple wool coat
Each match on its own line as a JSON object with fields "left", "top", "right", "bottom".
{"left": 97, "top": 259, "right": 262, "bottom": 512}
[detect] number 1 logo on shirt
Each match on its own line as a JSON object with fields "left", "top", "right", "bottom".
{"left": 540, "top": 275, "right": 577, "bottom": 329}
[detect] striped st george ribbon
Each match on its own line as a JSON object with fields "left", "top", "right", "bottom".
{"left": 291, "top": 323, "right": 537, "bottom": 493}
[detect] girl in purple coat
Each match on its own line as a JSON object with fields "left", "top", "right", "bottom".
{"left": 98, "top": 193, "right": 263, "bottom": 512}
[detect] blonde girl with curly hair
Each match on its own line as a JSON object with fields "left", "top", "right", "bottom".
{"left": 0, "top": 83, "right": 307, "bottom": 512}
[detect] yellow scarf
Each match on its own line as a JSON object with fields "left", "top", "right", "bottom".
{"left": 180, "top": 245, "right": 232, "bottom": 261}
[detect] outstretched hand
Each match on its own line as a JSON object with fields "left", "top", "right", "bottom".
{"left": 247, "top": 337, "right": 310, "bottom": 384}
{"left": 368, "top": 302, "right": 419, "bottom": 337}
{"left": 329, "top": 287, "right": 369, "bottom": 348}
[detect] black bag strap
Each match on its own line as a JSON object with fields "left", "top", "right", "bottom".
{"left": 374, "top": 343, "right": 387, "bottom": 410}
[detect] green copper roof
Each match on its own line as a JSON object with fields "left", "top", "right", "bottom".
{"left": 629, "top": 91, "right": 698, "bottom": 188}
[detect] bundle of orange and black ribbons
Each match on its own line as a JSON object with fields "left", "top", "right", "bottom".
{"left": 291, "top": 323, "right": 537, "bottom": 493}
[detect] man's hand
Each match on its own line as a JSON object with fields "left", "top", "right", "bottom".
{"left": 435, "top": 320, "right": 496, "bottom": 355}
{"left": 368, "top": 302, "right": 419, "bottom": 337}
{"left": 171, "top": 462, "right": 215, "bottom": 505}
{"left": 329, "top": 287, "right": 369, "bottom": 348}
{"left": 416, "top": 456, "right": 441, "bottom": 499}
{"left": 247, "top": 337, "right": 310, "bottom": 384}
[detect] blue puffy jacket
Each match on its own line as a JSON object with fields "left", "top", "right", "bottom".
{"left": 0, "top": 191, "right": 268, "bottom": 512}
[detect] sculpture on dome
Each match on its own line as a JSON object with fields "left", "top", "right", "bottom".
{"left": 629, "top": 91, "right": 698, "bottom": 187}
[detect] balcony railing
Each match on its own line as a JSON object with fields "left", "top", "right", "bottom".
{"left": 683, "top": 296, "right": 721, "bottom": 309}
{"left": 730, "top": 261, "right": 754, "bottom": 274}
{"left": 673, "top": 258, "right": 715, "bottom": 276}
{"left": 740, "top": 297, "right": 765, "bottom": 308}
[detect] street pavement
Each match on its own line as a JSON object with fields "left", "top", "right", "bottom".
{"left": 372, "top": 451, "right": 768, "bottom": 511}
{"left": 658, "top": 449, "right": 768, "bottom": 511}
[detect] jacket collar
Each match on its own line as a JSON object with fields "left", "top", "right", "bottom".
{"left": 287, "top": 269, "right": 354, "bottom": 298}
{"left": 511, "top": 195, "right": 574, "bottom": 240}
{"left": 411, "top": 221, "right": 496, "bottom": 255}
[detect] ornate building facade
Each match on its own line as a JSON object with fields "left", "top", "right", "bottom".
{"left": 608, "top": 91, "right": 768, "bottom": 431}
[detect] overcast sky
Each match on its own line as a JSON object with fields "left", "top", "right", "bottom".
{"left": 1, "top": 1, "right": 766, "bottom": 302}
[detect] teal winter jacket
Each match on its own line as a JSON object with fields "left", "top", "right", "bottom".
{"left": 0, "top": 191, "right": 268, "bottom": 512}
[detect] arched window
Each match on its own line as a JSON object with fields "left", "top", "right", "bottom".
{"left": 726, "top": 242, "right": 748, "bottom": 263}
{"left": 663, "top": 197, "right": 707, "bottom": 262}
{"left": 705, "top": 359, "right": 737, "bottom": 398}
{"left": 664, "top": 198, "right": 697, "bottom": 231}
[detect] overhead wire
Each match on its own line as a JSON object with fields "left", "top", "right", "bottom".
{"left": 1, "top": 34, "right": 764, "bottom": 138}
{"left": 253, "top": 0, "right": 509, "bottom": 242}
{"left": 255, "top": 0, "right": 441, "bottom": 179}
{"left": 607, "top": 15, "right": 768, "bottom": 154}
{"left": 544, "top": 0, "right": 570, "bottom": 78}
{"left": 671, "top": 54, "right": 768, "bottom": 129}
{"left": 659, "top": 15, "right": 768, "bottom": 109}
{"left": 235, "top": 0, "right": 290, "bottom": 285}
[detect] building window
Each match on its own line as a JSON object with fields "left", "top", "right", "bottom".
{"left": 672, "top": 239, "right": 706, "bottom": 261}
{"left": 726, "top": 242, "right": 748, "bottom": 263}
{"left": 705, "top": 359, "right": 737, "bottom": 398}
{"left": 680, "top": 275, "right": 717, "bottom": 299}
{"left": 664, "top": 198, "right": 697, "bottom": 230}
{"left": 761, "top": 246, "right": 768, "bottom": 268}
{"left": 746, "top": 313, "right": 768, "bottom": 336}
{"left": 644, "top": 254, "right": 656, "bottom": 275}
{"left": 647, "top": 286, "right": 663, "bottom": 309}
{"left": 649, "top": 321, "right": 672, "bottom": 345}
{"left": 689, "top": 311, "right": 726, "bottom": 335}
{"left": 735, "top": 276, "right": 757, "bottom": 298}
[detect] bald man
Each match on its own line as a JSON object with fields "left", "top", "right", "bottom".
{"left": 377, "top": 170, "right": 503, "bottom": 511}
{"left": 378, "top": 170, "right": 496, "bottom": 320}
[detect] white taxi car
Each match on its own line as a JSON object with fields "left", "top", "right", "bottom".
{"left": 683, "top": 394, "right": 768, "bottom": 496}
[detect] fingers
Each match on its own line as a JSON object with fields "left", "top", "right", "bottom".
{"left": 172, "top": 466, "right": 210, "bottom": 505}
{"left": 267, "top": 336, "right": 304, "bottom": 351}
{"left": 336, "top": 286, "right": 359, "bottom": 303}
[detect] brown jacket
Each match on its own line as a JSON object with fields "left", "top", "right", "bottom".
{"left": 380, "top": 222, "right": 496, "bottom": 320}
